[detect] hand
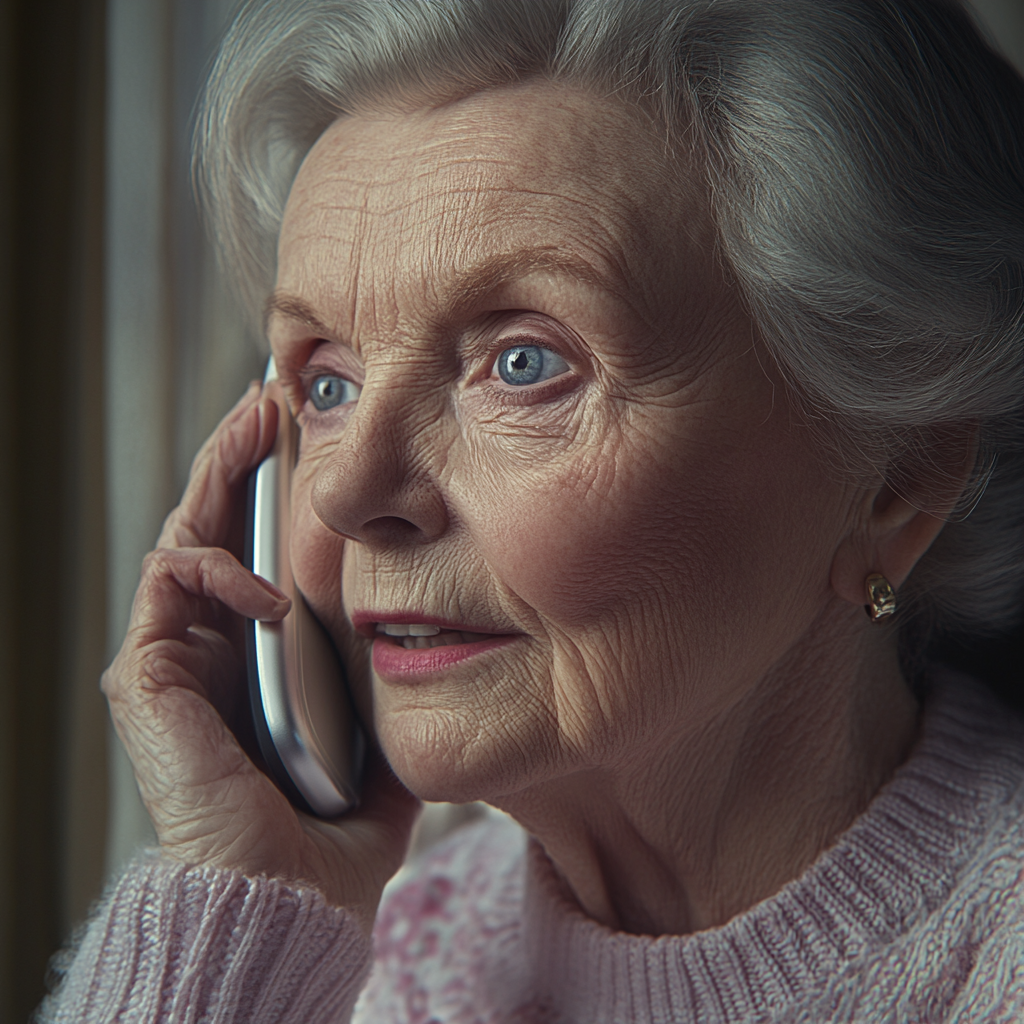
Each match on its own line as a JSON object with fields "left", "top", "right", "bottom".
{"left": 101, "top": 381, "right": 420, "bottom": 935}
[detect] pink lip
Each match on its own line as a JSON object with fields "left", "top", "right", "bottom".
{"left": 372, "top": 634, "right": 517, "bottom": 682}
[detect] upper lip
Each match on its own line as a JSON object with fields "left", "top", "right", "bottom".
{"left": 349, "top": 610, "right": 516, "bottom": 640}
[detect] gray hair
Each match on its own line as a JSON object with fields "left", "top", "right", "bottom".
{"left": 194, "top": 0, "right": 1024, "bottom": 650}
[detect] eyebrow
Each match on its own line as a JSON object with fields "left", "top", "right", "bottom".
{"left": 263, "top": 293, "right": 334, "bottom": 336}
{"left": 440, "top": 247, "right": 616, "bottom": 315}
{"left": 264, "top": 246, "right": 621, "bottom": 337}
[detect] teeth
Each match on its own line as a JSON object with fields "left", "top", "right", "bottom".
{"left": 409, "top": 623, "right": 441, "bottom": 636}
{"left": 374, "top": 622, "right": 501, "bottom": 649}
{"left": 395, "top": 630, "right": 496, "bottom": 650}
{"left": 400, "top": 632, "right": 469, "bottom": 649}
{"left": 377, "top": 623, "right": 441, "bottom": 637}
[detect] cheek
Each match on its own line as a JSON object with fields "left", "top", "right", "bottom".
{"left": 453, "top": 426, "right": 712, "bottom": 631}
{"left": 455, "top": 401, "right": 841, "bottom": 658}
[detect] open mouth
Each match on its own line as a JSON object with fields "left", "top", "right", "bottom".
{"left": 374, "top": 623, "right": 497, "bottom": 650}
{"left": 365, "top": 618, "right": 518, "bottom": 680}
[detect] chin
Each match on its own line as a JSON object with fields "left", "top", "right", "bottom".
{"left": 377, "top": 704, "right": 546, "bottom": 805}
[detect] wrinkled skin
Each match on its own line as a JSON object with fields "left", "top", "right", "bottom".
{"left": 105, "top": 81, "right": 954, "bottom": 937}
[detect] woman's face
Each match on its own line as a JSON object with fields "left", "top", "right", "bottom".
{"left": 269, "top": 81, "right": 860, "bottom": 802}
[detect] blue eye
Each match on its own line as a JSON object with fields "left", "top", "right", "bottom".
{"left": 496, "top": 345, "right": 569, "bottom": 386}
{"left": 310, "top": 374, "right": 361, "bottom": 411}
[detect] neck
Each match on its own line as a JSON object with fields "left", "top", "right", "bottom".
{"left": 493, "top": 603, "right": 921, "bottom": 936}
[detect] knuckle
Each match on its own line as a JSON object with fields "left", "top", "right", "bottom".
{"left": 136, "top": 544, "right": 237, "bottom": 607}
{"left": 205, "top": 546, "right": 240, "bottom": 581}
{"left": 136, "top": 552, "right": 175, "bottom": 602}
{"left": 141, "top": 546, "right": 203, "bottom": 584}
{"left": 198, "top": 550, "right": 227, "bottom": 584}
{"left": 141, "top": 547, "right": 175, "bottom": 577}
{"left": 103, "top": 648, "right": 169, "bottom": 709}
{"left": 130, "top": 550, "right": 191, "bottom": 623}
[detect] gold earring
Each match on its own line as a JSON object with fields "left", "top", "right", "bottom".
{"left": 865, "top": 573, "right": 897, "bottom": 621}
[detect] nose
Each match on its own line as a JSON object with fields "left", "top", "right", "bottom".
{"left": 309, "top": 391, "right": 449, "bottom": 548}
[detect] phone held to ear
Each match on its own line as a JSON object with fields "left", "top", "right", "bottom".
{"left": 245, "top": 356, "right": 365, "bottom": 817}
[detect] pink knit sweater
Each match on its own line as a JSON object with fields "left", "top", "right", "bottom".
{"left": 38, "top": 669, "right": 1024, "bottom": 1022}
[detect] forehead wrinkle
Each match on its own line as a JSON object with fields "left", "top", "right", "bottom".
{"left": 309, "top": 147, "right": 512, "bottom": 203}
{"left": 280, "top": 99, "right": 697, "bottom": 346}
{"left": 302, "top": 173, "right": 545, "bottom": 225}
{"left": 379, "top": 164, "right": 652, "bottom": 315}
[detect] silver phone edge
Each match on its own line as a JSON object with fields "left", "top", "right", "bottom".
{"left": 249, "top": 357, "right": 360, "bottom": 818}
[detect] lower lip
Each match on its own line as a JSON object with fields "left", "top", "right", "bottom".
{"left": 371, "top": 634, "right": 517, "bottom": 682}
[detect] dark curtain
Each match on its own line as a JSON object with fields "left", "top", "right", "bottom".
{"left": 0, "top": 0, "right": 109, "bottom": 1019}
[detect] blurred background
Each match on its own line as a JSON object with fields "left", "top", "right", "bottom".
{"left": 0, "top": 0, "right": 1021, "bottom": 1019}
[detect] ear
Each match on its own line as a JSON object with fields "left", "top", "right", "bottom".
{"left": 831, "top": 425, "right": 978, "bottom": 610}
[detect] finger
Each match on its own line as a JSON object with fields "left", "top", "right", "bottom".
{"left": 158, "top": 388, "right": 279, "bottom": 550}
{"left": 127, "top": 547, "right": 289, "bottom": 652}
{"left": 104, "top": 546, "right": 289, "bottom": 781}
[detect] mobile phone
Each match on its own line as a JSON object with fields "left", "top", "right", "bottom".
{"left": 244, "top": 356, "right": 364, "bottom": 817}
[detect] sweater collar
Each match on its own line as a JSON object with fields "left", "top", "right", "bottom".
{"left": 520, "top": 670, "right": 1024, "bottom": 1023}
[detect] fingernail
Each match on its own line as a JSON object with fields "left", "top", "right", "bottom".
{"left": 254, "top": 574, "right": 289, "bottom": 602}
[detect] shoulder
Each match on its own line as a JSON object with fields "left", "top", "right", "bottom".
{"left": 355, "top": 810, "right": 529, "bottom": 1024}
{"left": 811, "top": 671, "right": 1024, "bottom": 1022}
{"left": 901, "top": 670, "right": 1024, "bottom": 1013}
{"left": 818, "top": 857, "right": 1024, "bottom": 1024}
{"left": 937, "top": 769, "right": 1024, "bottom": 1020}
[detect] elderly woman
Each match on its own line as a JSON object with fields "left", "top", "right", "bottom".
{"left": 41, "top": 0, "right": 1024, "bottom": 1021}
